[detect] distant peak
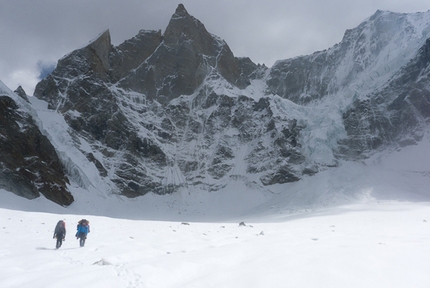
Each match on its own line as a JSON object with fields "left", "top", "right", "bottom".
{"left": 93, "top": 29, "right": 111, "bottom": 45}
{"left": 87, "top": 29, "right": 111, "bottom": 73}
{"left": 14, "top": 85, "right": 28, "bottom": 101}
{"left": 175, "top": 3, "right": 188, "bottom": 16}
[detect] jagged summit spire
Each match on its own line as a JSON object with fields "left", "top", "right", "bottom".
{"left": 14, "top": 85, "right": 28, "bottom": 101}
{"left": 164, "top": 4, "right": 210, "bottom": 48}
{"left": 87, "top": 29, "right": 111, "bottom": 75}
{"left": 175, "top": 3, "right": 188, "bottom": 16}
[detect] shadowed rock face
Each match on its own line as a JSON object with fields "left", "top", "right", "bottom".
{"left": 0, "top": 92, "right": 73, "bottom": 206}
{"left": 110, "top": 29, "right": 163, "bottom": 80}
{"left": 118, "top": 4, "right": 247, "bottom": 103}
{"left": 14, "top": 86, "right": 28, "bottom": 101}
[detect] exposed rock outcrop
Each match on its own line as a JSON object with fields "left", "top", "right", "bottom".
{"left": 0, "top": 84, "right": 73, "bottom": 205}
{"left": 14, "top": 86, "right": 28, "bottom": 101}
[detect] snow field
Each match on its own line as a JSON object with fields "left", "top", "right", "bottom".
{"left": 1, "top": 199, "right": 430, "bottom": 288}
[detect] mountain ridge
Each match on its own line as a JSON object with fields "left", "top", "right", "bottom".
{"left": 1, "top": 5, "right": 429, "bottom": 207}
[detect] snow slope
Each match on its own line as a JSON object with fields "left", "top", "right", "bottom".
{"left": 1, "top": 198, "right": 429, "bottom": 287}
{"left": 1, "top": 131, "right": 430, "bottom": 288}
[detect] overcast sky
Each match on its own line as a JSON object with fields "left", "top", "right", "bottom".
{"left": 1, "top": 0, "right": 429, "bottom": 95}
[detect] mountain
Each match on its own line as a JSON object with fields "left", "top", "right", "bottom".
{"left": 267, "top": 10, "right": 430, "bottom": 160}
{"left": 0, "top": 82, "right": 73, "bottom": 205}
{"left": 1, "top": 5, "right": 430, "bottom": 207}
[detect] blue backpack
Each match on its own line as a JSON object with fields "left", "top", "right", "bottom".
{"left": 76, "top": 219, "right": 90, "bottom": 235}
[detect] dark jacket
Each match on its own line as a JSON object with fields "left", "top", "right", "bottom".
{"left": 53, "top": 221, "right": 66, "bottom": 238}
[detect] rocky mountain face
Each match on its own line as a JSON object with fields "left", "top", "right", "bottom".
{"left": 267, "top": 10, "right": 430, "bottom": 159}
{"left": 0, "top": 83, "right": 73, "bottom": 205}
{"left": 339, "top": 36, "right": 430, "bottom": 158}
{"left": 2, "top": 6, "right": 430, "bottom": 206}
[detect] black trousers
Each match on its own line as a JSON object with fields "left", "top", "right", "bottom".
{"left": 77, "top": 233, "right": 86, "bottom": 247}
{"left": 55, "top": 233, "right": 64, "bottom": 249}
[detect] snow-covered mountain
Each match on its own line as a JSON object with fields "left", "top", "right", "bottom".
{"left": 1, "top": 5, "right": 430, "bottom": 207}
{"left": 267, "top": 10, "right": 430, "bottom": 161}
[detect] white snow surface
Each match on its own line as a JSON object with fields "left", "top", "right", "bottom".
{"left": 1, "top": 128, "right": 430, "bottom": 287}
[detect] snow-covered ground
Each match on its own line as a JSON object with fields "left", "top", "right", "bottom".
{"left": 1, "top": 135, "right": 430, "bottom": 288}
{"left": 1, "top": 199, "right": 429, "bottom": 288}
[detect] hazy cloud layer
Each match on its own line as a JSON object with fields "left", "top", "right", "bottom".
{"left": 1, "top": 0, "right": 429, "bottom": 94}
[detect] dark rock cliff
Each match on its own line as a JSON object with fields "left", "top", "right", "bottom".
{"left": 0, "top": 86, "right": 73, "bottom": 205}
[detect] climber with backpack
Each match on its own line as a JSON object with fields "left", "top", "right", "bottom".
{"left": 53, "top": 220, "right": 66, "bottom": 249}
{"left": 76, "top": 219, "right": 90, "bottom": 247}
